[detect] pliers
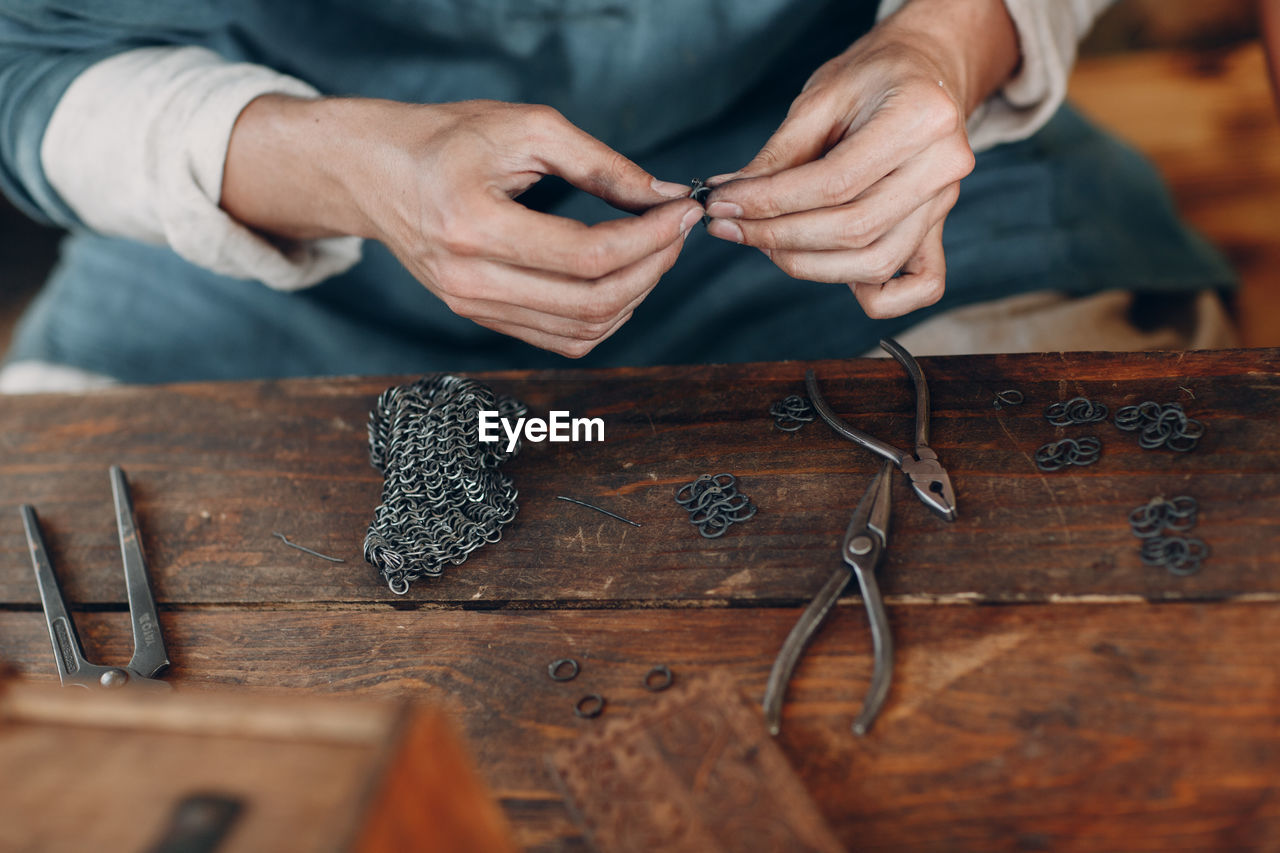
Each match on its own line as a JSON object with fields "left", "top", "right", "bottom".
{"left": 764, "top": 460, "right": 894, "bottom": 736}
{"left": 805, "top": 337, "right": 956, "bottom": 522}
{"left": 19, "top": 466, "right": 170, "bottom": 690}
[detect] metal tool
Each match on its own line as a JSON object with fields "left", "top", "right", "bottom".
{"left": 20, "top": 466, "right": 170, "bottom": 690}
{"left": 805, "top": 338, "right": 956, "bottom": 521}
{"left": 764, "top": 460, "right": 894, "bottom": 737}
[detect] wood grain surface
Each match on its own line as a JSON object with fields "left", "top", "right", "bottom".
{"left": 1, "top": 604, "right": 1277, "bottom": 852}
{"left": 1, "top": 350, "right": 1277, "bottom": 607}
{"left": 2, "top": 350, "right": 1278, "bottom": 851}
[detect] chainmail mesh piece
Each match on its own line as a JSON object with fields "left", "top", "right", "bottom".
{"left": 363, "top": 375, "right": 528, "bottom": 594}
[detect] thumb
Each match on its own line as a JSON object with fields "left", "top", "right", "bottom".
{"left": 534, "top": 111, "right": 691, "bottom": 212}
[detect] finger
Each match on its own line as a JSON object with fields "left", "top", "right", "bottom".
{"left": 706, "top": 97, "right": 841, "bottom": 188}
{"left": 462, "top": 196, "right": 701, "bottom": 281}
{"left": 851, "top": 220, "right": 947, "bottom": 319}
{"left": 445, "top": 270, "right": 658, "bottom": 342}
{"left": 766, "top": 196, "right": 946, "bottom": 284}
{"left": 710, "top": 168, "right": 960, "bottom": 252}
{"left": 434, "top": 227, "right": 684, "bottom": 325}
{"left": 529, "top": 107, "right": 692, "bottom": 210}
{"left": 473, "top": 308, "right": 635, "bottom": 359}
{"left": 706, "top": 99, "right": 948, "bottom": 221}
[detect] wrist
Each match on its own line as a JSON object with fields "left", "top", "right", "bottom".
{"left": 878, "top": 0, "right": 1020, "bottom": 115}
{"left": 222, "top": 94, "right": 386, "bottom": 241}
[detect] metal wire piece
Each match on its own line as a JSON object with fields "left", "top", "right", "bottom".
{"left": 1114, "top": 401, "right": 1205, "bottom": 452}
{"left": 993, "top": 389, "right": 1024, "bottom": 409}
{"left": 1034, "top": 436, "right": 1102, "bottom": 471}
{"left": 555, "top": 496, "right": 642, "bottom": 527}
{"left": 363, "top": 375, "right": 527, "bottom": 594}
{"left": 674, "top": 473, "right": 757, "bottom": 538}
{"left": 1140, "top": 535, "right": 1210, "bottom": 576}
{"left": 1128, "top": 496, "right": 1198, "bottom": 538}
{"left": 690, "top": 178, "right": 712, "bottom": 225}
{"left": 272, "top": 532, "right": 345, "bottom": 563}
{"left": 770, "top": 394, "right": 815, "bottom": 432}
{"left": 1045, "top": 396, "right": 1108, "bottom": 426}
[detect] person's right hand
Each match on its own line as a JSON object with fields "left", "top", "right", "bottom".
{"left": 222, "top": 97, "right": 703, "bottom": 357}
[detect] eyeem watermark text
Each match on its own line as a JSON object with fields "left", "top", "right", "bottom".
{"left": 478, "top": 410, "right": 604, "bottom": 452}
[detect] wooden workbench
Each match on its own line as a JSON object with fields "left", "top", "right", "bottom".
{"left": 2, "top": 349, "right": 1279, "bottom": 851}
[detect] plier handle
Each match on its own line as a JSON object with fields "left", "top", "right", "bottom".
{"left": 764, "top": 460, "right": 895, "bottom": 736}
{"left": 805, "top": 337, "right": 956, "bottom": 521}
{"left": 20, "top": 466, "right": 170, "bottom": 690}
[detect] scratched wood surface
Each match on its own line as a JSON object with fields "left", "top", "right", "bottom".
{"left": 1, "top": 604, "right": 1277, "bottom": 852}
{"left": 1, "top": 349, "right": 1277, "bottom": 607}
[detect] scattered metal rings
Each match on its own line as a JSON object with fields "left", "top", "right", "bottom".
{"left": 1128, "top": 495, "right": 1198, "bottom": 538}
{"left": 548, "top": 658, "right": 580, "bottom": 682}
{"left": 1034, "top": 436, "right": 1102, "bottom": 471}
{"left": 1140, "top": 535, "right": 1210, "bottom": 576}
{"left": 644, "top": 665, "right": 674, "bottom": 692}
{"left": 1045, "top": 396, "right": 1108, "bottom": 426}
{"left": 993, "top": 389, "right": 1024, "bottom": 409}
{"left": 574, "top": 694, "right": 605, "bottom": 719}
{"left": 674, "top": 473, "right": 757, "bottom": 538}
{"left": 769, "top": 394, "right": 815, "bottom": 431}
{"left": 1115, "top": 401, "right": 1204, "bottom": 452}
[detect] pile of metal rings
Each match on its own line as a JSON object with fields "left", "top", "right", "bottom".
{"left": 674, "top": 473, "right": 757, "bottom": 538}
{"left": 1034, "top": 436, "right": 1102, "bottom": 471}
{"left": 1045, "top": 396, "right": 1108, "bottom": 426}
{"left": 1129, "top": 495, "right": 1208, "bottom": 575}
{"left": 1115, "top": 402, "right": 1204, "bottom": 452}
{"left": 769, "top": 394, "right": 815, "bottom": 432}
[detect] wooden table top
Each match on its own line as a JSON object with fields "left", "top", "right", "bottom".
{"left": 2, "top": 348, "right": 1278, "bottom": 851}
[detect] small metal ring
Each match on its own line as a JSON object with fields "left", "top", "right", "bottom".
{"left": 387, "top": 577, "right": 410, "bottom": 596}
{"left": 548, "top": 658, "right": 579, "bottom": 682}
{"left": 644, "top": 665, "right": 674, "bottom": 692}
{"left": 993, "top": 389, "right": 1024, "bottom": 408}
{"left": 574, "top": 694, "right": 605, "bottom": 719}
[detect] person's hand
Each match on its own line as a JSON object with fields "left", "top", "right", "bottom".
{"left": 223, "top": 97, "right": 703, "bottom": 357}
{"left": 703, "top": 0, "right": 1018, "bottom": 319}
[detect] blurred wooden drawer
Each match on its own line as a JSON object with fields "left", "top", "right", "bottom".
{"left": 0, "top": 679, "right": 516, "bottom": 853}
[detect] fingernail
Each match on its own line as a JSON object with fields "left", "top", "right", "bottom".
{"left": 680, "top": 207, "right": 704, "bottom": 235}
{"left": 706, "top": 201, "right": 743, "bottom": 219}
{"left": 707, "top": 218, "right": 744, "bottom": 244}
{"left": 653, "top": 179, "right": 692, "bottom": 198}
{"left": 706, "top": 172, "right": 740, "bottom": 186}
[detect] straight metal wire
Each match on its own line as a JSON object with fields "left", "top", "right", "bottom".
{"left": 555, "top": 496, "right": 642, "bottom": 528}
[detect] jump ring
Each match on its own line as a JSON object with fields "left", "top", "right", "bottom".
{"left": 548, "top": 658, "right": 579, "bottom": 682}
{"left": 574, "top": 694, "right": 605, "bottom": 719}
{"left": 644, "top": 665, "right": 674, "bottom": 692}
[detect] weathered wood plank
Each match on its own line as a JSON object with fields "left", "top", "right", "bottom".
{"left": 2, "top": 603, "right": 1277, "bottom": 852}
{"left": 1, "top": 350, "right": 1277, "bottom": 606}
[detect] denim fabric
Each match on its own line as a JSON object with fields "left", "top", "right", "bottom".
{"left": 0, "top": 1, "right": 1235, "bottom": 380}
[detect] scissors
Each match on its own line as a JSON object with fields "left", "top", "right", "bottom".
{"left": 764, "top": 460, "right": 894, "bottom": 736}
{"left": 805, "top": 337, "right": 956, "bottom": 522}
{"left": 19, "top": 466, "right": 171, "bottom": 690}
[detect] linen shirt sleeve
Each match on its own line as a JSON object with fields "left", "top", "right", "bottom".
{"left": 40, "top": 45, "right": 361, "bottom": 291}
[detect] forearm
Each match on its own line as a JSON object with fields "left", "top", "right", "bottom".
{"left": 877, "top": 0, "right": 1021, "bottom": 116}
{"left": 221, "top": 94, "right": 397, "bottom": 242}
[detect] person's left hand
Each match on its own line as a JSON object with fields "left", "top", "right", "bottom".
{"left": 703, "top": 0, "right": 1018, "bottom": 319}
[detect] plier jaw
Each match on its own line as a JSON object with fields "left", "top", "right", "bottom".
{"left": 901, "top": 448, "right": 956, "bottom": 522}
